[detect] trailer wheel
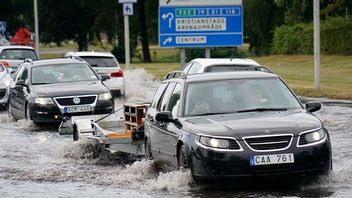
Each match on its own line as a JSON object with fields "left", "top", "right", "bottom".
{"left": 73, "top": 124, "right": 79, "bottom": 141}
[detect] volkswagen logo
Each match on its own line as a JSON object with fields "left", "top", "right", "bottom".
{"left": 73, "top": 97, "right": 80, "bottom": 105}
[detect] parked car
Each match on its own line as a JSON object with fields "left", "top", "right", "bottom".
{"left": 0, "top": 45, "right": 38, "bottom": 73}
{"left": 0, "top": 62, "right": 12, "bottom": 107}
{"left": 145, "top": 70, "right": 332, "bottom": 180}
{"left": 64, "top": 51, "right": 125, "bottom": 97}
{"left": 8, "top": 58, "right": 113, "bottom": 124}
{"left": 181, "top": 58, "right": 265, "bottom": 75}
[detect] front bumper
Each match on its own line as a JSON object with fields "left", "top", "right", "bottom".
{"left": 29, "top": 100, "right": 113, "bottom": 123}
{"left": 191, "top": 137, "right": 332, "bottom": 178}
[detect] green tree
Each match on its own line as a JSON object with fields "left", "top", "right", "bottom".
{"left": 244, "top": 0, "right": 284, "bottom": 55}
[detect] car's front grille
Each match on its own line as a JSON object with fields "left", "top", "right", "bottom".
{"left": 244, "top": 135, "right": 292, "bottom": 151}
{"left": 55, "top": 96, "right": 96, "bottom": 106}
{"left": 0, "top": 89, "right": 6, "bottom": 99}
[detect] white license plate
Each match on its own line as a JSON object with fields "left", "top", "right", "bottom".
{"left": 64, "top": 106, "right": 91, "bottom": 113}
{"left": 250, "top": 153, "right": 294, "bottom": 166}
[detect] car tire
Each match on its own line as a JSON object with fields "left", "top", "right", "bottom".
{"left": 178, "top": 144, "right": 189, "bottom": 169}
{"left": 25, "top": 103, "right": 32, "bottom": 121}
{"left": 145, "top": 139, "right": 153, "bottom": 160}
{"left": 73, "top": 125, "right": 79, "bottom": 141}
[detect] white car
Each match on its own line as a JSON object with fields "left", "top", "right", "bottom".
{"left": 0, "top": 46, "right": 38, "bottom": 73}
{"left": 64, "top": 51, "right": 125, "bottom": 97}
{"left": 181, "top": 58, "right": 265, "bottom": 75}
{"left": 0, "top": 62, "right": 12, "bottom": 106}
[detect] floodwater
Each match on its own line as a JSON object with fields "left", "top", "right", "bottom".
{"left": 1, "top": 69, "right": 352, "bottom": 198}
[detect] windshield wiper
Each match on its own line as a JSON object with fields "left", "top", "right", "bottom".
{"left": 32, "top": 82, "right": 51, "bottom": 85}
{"left": 237, "top": 108, "right": 287, "bottom": 113}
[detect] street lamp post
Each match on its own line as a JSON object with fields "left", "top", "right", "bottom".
{"left": 314, "top": 0, "right": 320, "bottom": 90}
{"left": 34, "top": 0, "right": 40, "bottom": 57}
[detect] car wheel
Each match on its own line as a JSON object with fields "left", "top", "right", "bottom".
{"left": 178, "top": 144, "right": 189, "bottom": 169}
{"left": 25, "top": 103, "right": 32, "bottom": 121}
{"left": 73, "top": 124, "right": 79, "bottom": 141}
{"left": 7, "top": 102, "right": 15, "bottom": 119}
{"left": 145, "top": 139, "right": 153, "bottom": 160}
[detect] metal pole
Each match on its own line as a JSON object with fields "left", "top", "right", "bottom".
{"left": 205, "top": 48, "right": 211, "bottom": 58}
{"left": 124, "top": 15, "right": 130, "bottom": 69}
{"left": 180, "top": 48, "right": 186, "bottom": 69}
{"left": 314, "top": 0, "right": 320, "bottom": 90}
{"left": 34, "top": 0, "right": 40, "bottom": 57}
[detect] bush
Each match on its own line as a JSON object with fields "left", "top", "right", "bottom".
{"left": 272, "top": 17, "right": 352, "bottom": 55}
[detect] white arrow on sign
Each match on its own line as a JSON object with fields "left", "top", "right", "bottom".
{"left": 162, "top": 13, "right": 174, "bottom": 29}
{"left": 163, "top": 37, "right": 173, "bottom": 45}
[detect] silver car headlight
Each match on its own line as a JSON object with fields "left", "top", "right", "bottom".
{"left": 98, "top": 92, "right": 112, "bottom": 101}
{"left": 198, "top": 136, "right": 230, "bottom": 149}
{"left": 35, "top": 97, "right": 54, "bottom": 105}
{"left": 299, "top": 128, "right": 326, "bottom": 146}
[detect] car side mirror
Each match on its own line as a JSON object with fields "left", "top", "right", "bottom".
{"left": 305, "top": 102, "right": 321, "bottom": 113}
{"left": 101, "top": 75, "right": 110, "bottom": 81}
{"left": 15, "top": 80, "right": 26, "bottom": 87}
{"left": 156, "top": 111, "right": 183, "bottom": 128}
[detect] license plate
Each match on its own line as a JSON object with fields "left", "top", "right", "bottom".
{"left": 64, "top": 106, "right": 91, "bottom": 113}
{"left": 250, "top": 153, "right": 294, "bottom": 166}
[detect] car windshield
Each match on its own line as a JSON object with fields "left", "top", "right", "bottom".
{"left": 80, "top": 56, "right": 118, "bottom": 67}
{"left": 1, "top": 49, "right": 38, "bottom": 60}
{"left": 31, "top": 63, "right": 98, "bottom": 85}
{"left": 184, "top": 78, "right": 302, "bottom": 117}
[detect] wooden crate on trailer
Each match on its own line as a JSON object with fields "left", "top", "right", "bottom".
{"left": 123, "top": 103, "right": 149, "bottom": 132}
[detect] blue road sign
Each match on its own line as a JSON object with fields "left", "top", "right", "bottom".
{"left": 0, "top": 21, "right": 7, "bottom": 34}
{"left": 159, "top": 5, "right": 243, "bottom": 48}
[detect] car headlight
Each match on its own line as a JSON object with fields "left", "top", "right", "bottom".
{"left": 199, "top": 136, "right": 230, "bottom": 149}
{"left": 299, "top": 128, "right": 326, "bottom": 146}
{"left": 35, "top": 97, "right": 54, "bottom": 105}
{"left": 304, "top": 129, "right": 326, "bottom": 143}
{"left": 98, "top": 92, "right": 112, "bottom": 101}
{"left": 4, "top": 80, "right": 11, "bottom": 87}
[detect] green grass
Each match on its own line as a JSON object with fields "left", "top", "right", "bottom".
{"left": 125, "top": 55, "right": 352, "bottom": 100}
{"left": 38, "top": 43, "right": 352, "bottom": 100}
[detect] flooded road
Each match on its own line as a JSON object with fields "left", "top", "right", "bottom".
{"left": 1, "top": 69, "right": 352, "bottom": 197}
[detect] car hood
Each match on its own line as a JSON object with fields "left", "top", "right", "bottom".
{"left": 31, "top": 81, "right": 109, "bottom": 97}
{"left": 181, "top": 110, "right": 322, "bottom": 138}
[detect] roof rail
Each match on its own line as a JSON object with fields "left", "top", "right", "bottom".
{"left": 164, "top": 71, "right": 187, "bottom": 80}
{"left": 23, "top": 58, "right": 33, "bottom": 64}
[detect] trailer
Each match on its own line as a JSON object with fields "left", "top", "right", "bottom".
{"left": 59, "top": 103, "right": 149, "bottom": 156}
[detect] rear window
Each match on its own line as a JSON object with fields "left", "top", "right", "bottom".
{"left": 1, "top": 49, "right": 38, "bottom": 60}
{"left": 80, "top": 56, "right": 119, "bottom": 68}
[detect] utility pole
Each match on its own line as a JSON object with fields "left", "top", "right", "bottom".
{"left": 34, "top": 0, "right": 40, "bottom": 57}
{"left": 314, "top": 0, "right": 320, "bottom": 90}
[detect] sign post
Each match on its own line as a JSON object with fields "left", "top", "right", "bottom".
{"left": 159, "top": 0, "right": 243, "bottom": 66}
{"left": 314, "top": 0, "right": 320, "bottom": 90}
{"left": 119, "top": 0, "right": 136, "bottom": 70}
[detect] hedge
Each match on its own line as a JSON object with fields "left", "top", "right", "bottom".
{"left": 272, "top": 17, "right": 352, "bottom": 55}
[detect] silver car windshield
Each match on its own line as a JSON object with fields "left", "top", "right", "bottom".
{"left": 80, "top": 56, "right": 118, "bottom": 68}
{"left": 31, "top": 64, "right": 98, "bottom": 85}
{"left": 1, "top": 49, "right": 38, "bottom": 60}
{"left": 184, "top": 78, "right": 302, "bottom": 117}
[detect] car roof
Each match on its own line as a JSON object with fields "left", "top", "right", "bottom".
{"left": 165, "top": 71, "right": 279, "bottom": 83}
{"left": 190, "top": 58, "right": 260, "bottom": 67}
{"left": 0, "top": 45, "right": 35, "bottom": 51}
{"left": 65, "top": 51, "right": 115, "bottom": 58}
{"left": 26, "top": 58, "right": 85, "bottom": 67}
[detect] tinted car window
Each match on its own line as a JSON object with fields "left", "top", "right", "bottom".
{"left": 150, "top": 83, "right": 167, "bottom": 108}
{"left": 167, "top": 83, "right": 182, "bottom": 117}
{"left": 19, "top": 67, "right": 29, "bottom": 83}
{"left": 184, "top": 78, "right": 302, "bottom": 116}
{"left": 80, "top": 56, "right": 119, "bottom": 68}
{"left": 31, "top": 64, "right": 98, "bottom": 85}
{"left": 1, "top": 49, "right": 38, "bottom": 60}
{"left": 188, "top": 62, "right": 202, "bottom": 74}
{"left": 205, "top": 65, "right": 258, "bottom": 72}
{"left": 158, "top": 83, "right": 176, "bottom": 111}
